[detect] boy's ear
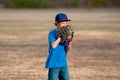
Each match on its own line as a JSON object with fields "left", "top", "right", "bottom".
{"left": 54, "top": 23, "right": 57, "bottom": 26}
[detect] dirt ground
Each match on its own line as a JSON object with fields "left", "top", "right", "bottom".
{"left": 0, "top": 8, "right": 120, "bottom": 80}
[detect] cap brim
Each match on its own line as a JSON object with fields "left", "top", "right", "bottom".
{"left": 57, "top": 19, "right": 71, "bottom": 22}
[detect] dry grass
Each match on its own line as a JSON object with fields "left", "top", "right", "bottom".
{"left": 0, "top": 9, "right": 120, "bottom": 80}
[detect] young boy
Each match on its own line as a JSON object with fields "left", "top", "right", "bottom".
{"left": 45, "top": 13, "right": 72, "bottom": 80}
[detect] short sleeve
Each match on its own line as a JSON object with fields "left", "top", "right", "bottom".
{"left": 48, "top": 30, "right": 57, "bottom": 45}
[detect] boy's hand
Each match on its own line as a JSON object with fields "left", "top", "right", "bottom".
{"left": 67, "top": 33, "right": 74, "bottom": 42}
{"left": 67, "top": 36, "right": 73, "bottom": 42}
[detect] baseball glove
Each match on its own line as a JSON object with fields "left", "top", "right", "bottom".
{"left": 58, "top": 25, "right": 74, "bottom": 42}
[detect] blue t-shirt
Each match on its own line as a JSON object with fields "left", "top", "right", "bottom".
{"left": 45, "top": 29, "right": 68, "bottom": 68}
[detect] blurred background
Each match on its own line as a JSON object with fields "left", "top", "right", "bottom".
{"left": 0, "top": 0, "right": 120, "bottom": 8}
{"left": 0, "top": 0, "right": 120, "bottom": 80}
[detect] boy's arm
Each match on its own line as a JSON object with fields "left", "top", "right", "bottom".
{"left": 51, "top": 37, "right": 61, "bottom": 49}
{"left": 66, "top": 41, "right": 72, "bottom": 51}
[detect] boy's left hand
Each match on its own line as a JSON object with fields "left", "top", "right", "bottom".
{"left": 67, "top": 35, "right": 73, "bottom": 42}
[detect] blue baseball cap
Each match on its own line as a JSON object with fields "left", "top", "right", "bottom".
{"left": 55, "top": 13, "right": 71, "bottom": 22}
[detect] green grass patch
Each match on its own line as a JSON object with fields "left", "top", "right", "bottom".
{"left": 72, "top": 0, "right": 80, "bottom": 8}
{"left": 7, "top": 0, "right": 56, "bottom": 8}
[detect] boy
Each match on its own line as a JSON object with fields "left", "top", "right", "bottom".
{"left": 45, "top": 13, "right": 73, "bottom": 80}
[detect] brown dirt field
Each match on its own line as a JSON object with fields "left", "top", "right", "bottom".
{"left": 0, "top": 9, "right": 120, "bottom": 80}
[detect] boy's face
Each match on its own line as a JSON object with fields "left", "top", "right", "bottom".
{"left": 56, "top": 21, "right": 68, "bottom": 30}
